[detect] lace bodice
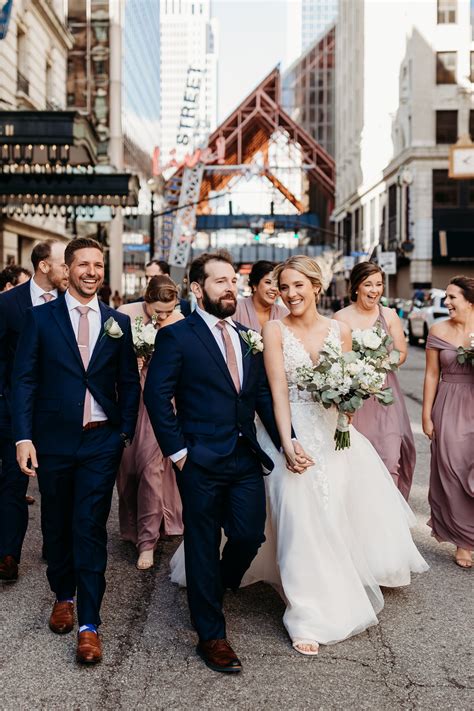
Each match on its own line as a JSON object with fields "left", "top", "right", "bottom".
{"left": 277, "top": 320, "right": 342, "bottom": 402}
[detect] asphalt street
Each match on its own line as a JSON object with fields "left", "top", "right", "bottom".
{"left": 0, "top": 345, "right": 472, "bottom": 711}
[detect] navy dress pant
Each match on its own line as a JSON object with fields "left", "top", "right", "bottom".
{"left": 0, "top": 398, "right": 28, "bottom": 562}
{"left": 176, "top": 438, "right": 266, "bottom": 642}
{"left": 37, "top": 425, "right": 124, "bottom": 627}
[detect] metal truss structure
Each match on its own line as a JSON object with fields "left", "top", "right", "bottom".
{"left": 165, "top": 67, "right": 336, "bottom": 266}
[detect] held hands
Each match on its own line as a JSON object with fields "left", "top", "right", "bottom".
{"left": 16, "top": 441, "right": 38, "bottom": 477}
{"left": 284, "top": 439, "right": 315, "bottom": 474}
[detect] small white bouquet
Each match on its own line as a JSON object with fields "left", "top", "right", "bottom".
{"left": 296, "top": 329, "right": 395, "bottom": 450}
{"left": 131, "top": 315, "right": 157, "bottom": 361}
{"left": 456, "top": 333, "right": 474, "bottom": 367}
{"left": 351, "top": 324, "right": 400, "bottom": 373}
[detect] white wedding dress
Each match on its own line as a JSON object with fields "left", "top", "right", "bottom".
{"left": 170, "top": 320, "right": 428, "bottom": 646}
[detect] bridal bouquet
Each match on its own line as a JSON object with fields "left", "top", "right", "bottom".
{"left": 351, "top": 325, "right": 401, "bottom": 373}
{"left": 131, "top": 315, "right": 157, "bottom": 360}
{"left": 456, "top": 333, "right": 474, "bottom": 367}
{"left": 296, "top": 330, "right": 395, "bottom": 450}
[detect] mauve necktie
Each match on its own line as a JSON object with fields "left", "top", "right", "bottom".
{"left": 41, "top": 293, "right": 54, "bottom": 303}
{"left": 216, "top": 320, "right": 240, "bottom": 393}
{"left": 77, "top": 306, "right": 91, "bottom": 426}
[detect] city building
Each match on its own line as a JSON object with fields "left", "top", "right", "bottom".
{"left": 0, "top": 0, "right": 73, "bottom": 266}
{"left": 285, "top": 0, "right": 338, "bottom": 68}
{"left": 283, "top": 24, "right": 336, "bottom": 158}
{"left": 333, "top": 0, "right": 474, "bottom": 295}
{"left": 159, "top": 0, "right": 218, "bottom": 164}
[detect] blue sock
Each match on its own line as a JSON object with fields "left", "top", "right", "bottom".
{"left": 57, "top": 597, "right": 74, "bottom": 604}
{"left": 79, "top": 624, "right": 97, "bottom": 634}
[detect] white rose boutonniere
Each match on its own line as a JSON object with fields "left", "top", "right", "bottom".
{"left": 240, "top": 329, "right": 264, "bottom": 356}
{"left": 102, "top": 316, "right": 123, "bottom": 340}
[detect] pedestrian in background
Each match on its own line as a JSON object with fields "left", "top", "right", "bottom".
{"left": 234, "top": 260, "right": 288, "bottom": 333}
{"left": 334, "top": 261, "right": 415, "bottom": 500}
{"left": 422, "top": 275, "right": 474, "bottom": 569}
{"left": 0, "top": 240, "right": 68, "bottom": 583}
{"left": 117, "top": 275, "right": 183, "bottom": 570}
{"left": 111, "top": 289, "right": 122, "bottom": 309}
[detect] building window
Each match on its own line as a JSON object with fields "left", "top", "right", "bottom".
{"left": 436, "top": 110, "right": 458, "bottom": 143}
{"left": 436, "top": 52, "right": 457, "bottom": 83}
{"left": 437, "top": 0, "right": 457, "bottom": 23}
{"left": 433, "top": 170, "right": 458, "bottom": 207}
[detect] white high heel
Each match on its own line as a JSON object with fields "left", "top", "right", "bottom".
{"left": 292, "top": 639, "right": 320, "bottom": 656}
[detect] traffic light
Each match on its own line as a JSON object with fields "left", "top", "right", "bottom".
{"left": 293, "top": 231, "right": 299, "bottom": 240}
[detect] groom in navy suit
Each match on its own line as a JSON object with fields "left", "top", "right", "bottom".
{"left": 145, "top": 251, "right": 305, "bottom": 673}
{"left": 12, "top": 237, "right": 140, "bottom": 665}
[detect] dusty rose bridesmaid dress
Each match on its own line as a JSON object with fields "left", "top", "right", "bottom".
{"left": 116, "top": 303, "right": 183, "bottom": 553}
{"left": 426, "top": 334, "right": 474, "bottom": 550}
{"left": 352, "top": 309, "right": 416, "bottom": 500}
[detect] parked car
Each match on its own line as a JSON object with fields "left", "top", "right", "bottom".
{"left": 407, "top": 289, "right": 449, "bottom": 345}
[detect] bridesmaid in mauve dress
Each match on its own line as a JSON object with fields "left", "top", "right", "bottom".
{"left": 235, "top": 260, "right": 288, "bottom": 333}
{"left": 117, "top": 276, "right": 184, "bottom": 570}
{"left": 335, "top": 261, "right": 415, "bottom": 500}
{"left": 422, "top": 275, "right": 474, "bottom": 569}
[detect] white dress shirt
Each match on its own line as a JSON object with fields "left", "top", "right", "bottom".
{"left": 64, "top": 291, "right": 107, "bottom": 422}
{"left": 30, "top": 276, "right": 58, "bottom": 306}
{"left": 170, "top": 306, "right": 244, "bottom": 463}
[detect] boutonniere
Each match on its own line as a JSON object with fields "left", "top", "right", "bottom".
{"left": 240, "top": 329, "right": 264, "bottom": 356}
{"left": 102, "top": 316, "right": 123, "bottom": 340}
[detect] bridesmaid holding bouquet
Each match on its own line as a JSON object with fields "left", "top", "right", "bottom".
{"left": 422, "top": 275, "right": 474, "bottom": 569}
{"left": 335, "top": 262, "right": 415, "bottom": 500}
{"left": 117, "top": 276, "right": 184, "bottom": 570}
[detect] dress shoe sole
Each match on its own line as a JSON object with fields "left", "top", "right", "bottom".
{"left": 49, "top": 622, "right": 74, "bottom": 634}
{"left": 0, "top": 576, "right": 18, "bottom": 583}
{"left": 76, "top": 654, "right": 102, "bottom": 665}
{"left": 196, "top": 646, "right": 242, "bottom": 673}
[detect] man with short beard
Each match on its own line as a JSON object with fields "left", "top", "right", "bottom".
{"left": 144, "top": 251, "right": 285, "bottom": 674}
{"left": 0, "top": 240, "right": 68, "bottom": 582}
{"left": 12, "top": 237, "right": 140, "bottom": 664}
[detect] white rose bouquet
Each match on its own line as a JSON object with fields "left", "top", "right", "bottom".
{"left": 131, "top": 315, "right": 157, "bottom": 361}
{"left": 296, "top": 329, "right": 395, "bottom": 450}
{"left": 351, "top": 324, "right": 401, "bottom": 373}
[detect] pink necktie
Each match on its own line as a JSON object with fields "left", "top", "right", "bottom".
{"left": 41, "top": 293, "right": 54, "bottom": 303}
{"left": 77, "top": 306, "right": 91, "bottom": 426}
{"left": 216, "top": 320, "right": 241, "bottom": 393}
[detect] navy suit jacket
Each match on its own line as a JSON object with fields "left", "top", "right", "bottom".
{"left": 11, "top": 294, "right": 140, "bottom": 455}
{"left": 144, "top": 310, "right": 280, "bottom": 473}
{"left": 0, "top": 281, "right": 33, "bottom": 436}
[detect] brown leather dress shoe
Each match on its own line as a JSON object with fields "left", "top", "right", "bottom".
{"left": 49, "top": 601, "right": 74, "bottom": 634}
{"left": 76, "top": 631, "right": 102, "bottom": 665}
{"left": 196, "top": 639, "right": 242, "bottom": 673}
{"left": 0, "top": 555, "right": 18, "bottom": 582}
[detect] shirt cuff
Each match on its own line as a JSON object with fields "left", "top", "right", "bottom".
{"left": 16, "top": 439, "right": 32, "bottom": 446}
{"left": 170, "top": 448, "right": 187, "bottom": 463}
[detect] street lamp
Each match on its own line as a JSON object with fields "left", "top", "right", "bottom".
{"left": 147, "top": 177, "right": 161, "bottom": 260}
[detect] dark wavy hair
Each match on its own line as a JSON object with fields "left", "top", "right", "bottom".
{"left": 349, "top": 262, "right": 384, "bottom": 302}
{"left": 64, "top": 237, "right": 103, "bottom": 266}
{"left": 189, "top": 250, "right": 234, "bottom": 286}
{"left": 248, "top": 261, "right": 275, "bottom": 291}
{"left": 145, "top": 275, "right": 179, "bottom": 303}
{"left": 448, "top": 275, "right": 474, "bottom": 304}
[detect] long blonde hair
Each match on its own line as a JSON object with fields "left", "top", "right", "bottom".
{"left": 273, "top": 255, "right": 324, "bottom": 302}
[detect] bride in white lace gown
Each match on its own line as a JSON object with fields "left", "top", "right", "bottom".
{"left": 171, "top": 256, "right": 428, "bottom": 655}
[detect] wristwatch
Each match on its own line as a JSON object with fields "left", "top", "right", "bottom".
{"left": 120, "top": 432, "right": 131, "bottom": 448}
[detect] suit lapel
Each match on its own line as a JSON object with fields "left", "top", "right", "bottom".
{"left": 235, "top": 324, "right": 252, "bottom": 390}
{"left": 189, "top": 311, "right": 237, "bottom": 392}
{"left": 14, "top": 280, "right": 33, "bottom": 315}
{"left": 88, "top": 301, "right": 110, "bottom": 370}
{"left": 52, "top": 295, "right": 85, "bottom": 371}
